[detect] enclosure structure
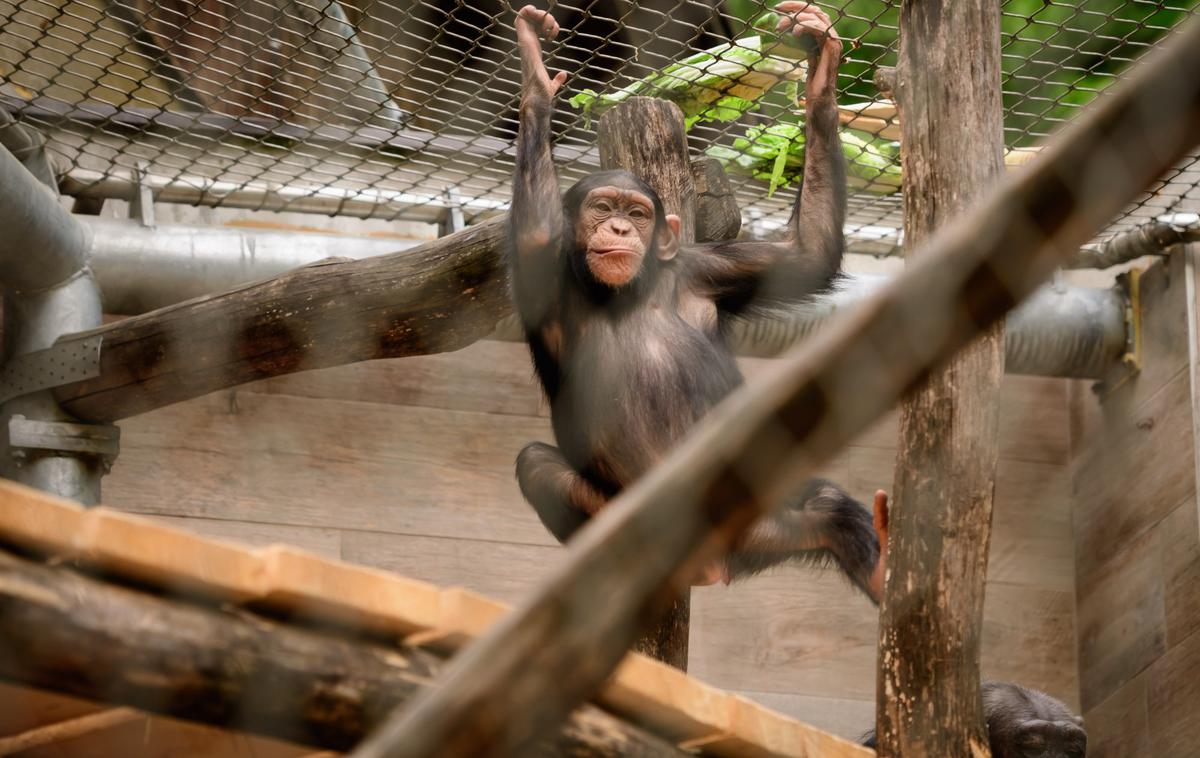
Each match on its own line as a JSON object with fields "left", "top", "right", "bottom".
{"left": 0, "top": 1, "right": 1197, "bottom": 757}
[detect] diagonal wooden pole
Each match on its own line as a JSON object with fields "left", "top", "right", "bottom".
{"left": 351, "top": 18, "right": 1200, "bottom": 758}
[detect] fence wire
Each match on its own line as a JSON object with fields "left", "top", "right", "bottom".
{"left": 0, "top": 0, "right": 1196, "bottom": 254}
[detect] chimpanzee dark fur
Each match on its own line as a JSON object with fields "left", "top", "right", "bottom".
{"left": 507, "top": 3, "right": 883, "bottom": 598}
{"left": 861, "top": 682, "right": 1086, "bottom": 757}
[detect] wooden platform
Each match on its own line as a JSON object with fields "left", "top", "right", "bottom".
{"left": 0, "top": 478, "right": 871, "bottom": 757}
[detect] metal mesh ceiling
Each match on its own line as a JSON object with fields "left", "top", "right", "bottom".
{"left": 1, "top": 0, "right": 1196, "bottom": 254}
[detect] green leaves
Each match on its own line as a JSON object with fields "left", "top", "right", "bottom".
{"left": 705, "top": 121, "right": 901, "bottom": 196}
{"left": 567, "top": 36, "right": 805, "bottom": 128}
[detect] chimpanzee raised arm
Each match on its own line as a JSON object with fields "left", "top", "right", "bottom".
{"left": 691, "top": 1, "right": 847, "bottom": 316}
{"left": 507, "top": 4, "right": 887, "bottom": 602}
{"left": 509, "top": 5, "right": 570, "bottom": 336}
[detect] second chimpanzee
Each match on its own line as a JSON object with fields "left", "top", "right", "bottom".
{"left": 861, "top": 682, "right": 1087, "bottom": 757}
{"left": 509, "top": 3, "right": 888, "bottom": 599}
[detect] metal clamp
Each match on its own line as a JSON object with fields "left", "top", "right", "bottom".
{"left": 0, "top": 335, "right": 102, "bottom": 405}
{"left": 4, "top": 414, "right": 120, "bottom": 467}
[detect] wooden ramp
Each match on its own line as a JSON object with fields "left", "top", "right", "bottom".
{"left": 0, "top": 479, "right": 871, "bottom": 757}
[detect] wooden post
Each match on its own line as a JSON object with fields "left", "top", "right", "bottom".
{"left": 875, "top": 2, "right": 1005, "bottom": 757}
{"left": 0, "top": 550, "right": 689, "bottom": 758}
{"left": 596, "top": 96, "right": 697, "bottom": 671}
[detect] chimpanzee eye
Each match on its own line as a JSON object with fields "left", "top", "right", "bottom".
{"left": 629, "top": 207, "right": 648, "bottom": 220}
{"left": 594, "top": 201, "right": 612, "bottom": 214}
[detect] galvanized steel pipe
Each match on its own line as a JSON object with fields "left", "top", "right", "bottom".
{"left": 82, "top": 218, "right": 419, "bottom": 313}
{"left": 491, "top": 273, "right": 1128, "bottom": 379}
{"left": 0, "top": 142, "right": 91, "bottom": 292}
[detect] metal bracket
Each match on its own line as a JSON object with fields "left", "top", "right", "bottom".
{"left": 5, "top": 414, "right": 120, "bottom": 464}
{"left": 0, "top": 335, "right": 102, "bottom": 405}
{"left": 1093, "top": 268, "right": 1143, "bottom": 398}
{"left": 438, "top": 190, "right": 465, "bottom": 237}
{"left": 130, "top": 160, "right": 155, "bottom": 228}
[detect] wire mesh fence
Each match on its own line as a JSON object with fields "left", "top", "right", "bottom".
{"left": 0, "top": 0, "right": 1196, "bottom": 254}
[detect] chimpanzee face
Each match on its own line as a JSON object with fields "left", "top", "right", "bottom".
{"left": 1002, "top": 719, "right": 1086, "bottom": 758}
{"left": 575, "top": 186, "right": 659, "bottom": 287}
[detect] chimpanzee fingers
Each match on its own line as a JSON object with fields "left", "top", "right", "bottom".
{"left": 872, "top": 490, "right": 889, "bottom": 537}
{"left": 516, "top": 5, "right": 559, "bottom": 39}
{"left": 775, "top": 1, "right": 816, "bottom": 12}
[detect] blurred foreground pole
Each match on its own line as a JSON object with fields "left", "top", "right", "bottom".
{"left": 597, "top": 96, "right": 697, "bottom": 671}
{"left": 876, "top": 3, "right": 1005, "bottom": 756}
{"left": 351, "top": 16, "right": 1200, "bottom": 758}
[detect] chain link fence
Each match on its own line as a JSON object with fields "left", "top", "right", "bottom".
{"left": 0, "top": 0, "right": 1196, "bottom": 254}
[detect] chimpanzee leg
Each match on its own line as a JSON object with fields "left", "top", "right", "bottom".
{"left": 515, "top": 442, "right": 608, "bottom": 544}
{"left": 798, "top": 479, "right": 889, "bottom": 604}
{"left": 728, "top": 478, "right": 888, "bottom": 603}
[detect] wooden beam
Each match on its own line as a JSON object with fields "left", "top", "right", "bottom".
{"left": 0, "top": 549, "right": 688, "bottom": 758}
{"left": 52, "top": 217, "right": 509, "bottom": 422}
{"left": 349, "top": 17, "right": 1200, "bottom": 758}
{"left": 597, "top": 96, "right": 697, "bottom": 672}
{"left": 875, "top": 2, "right": 1005, "bottom": 756}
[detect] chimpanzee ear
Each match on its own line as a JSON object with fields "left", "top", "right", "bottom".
{"left": 656, "top": 214, "right": 682, "bottom": 261}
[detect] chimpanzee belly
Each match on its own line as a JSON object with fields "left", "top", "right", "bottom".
{"left": 551, "top": 312, "right": 743, "bottom": 491}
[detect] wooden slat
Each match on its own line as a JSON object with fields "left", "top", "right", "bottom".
{"left": 1080, "top": 674, "right": 1151, "bottom": 758}
{"left": 1146, "top": 626, "right": 1200, "bottom": 756}
{"left": 83, "top": 507, "right": 266, "bottom": 601}
{"left": 1161, "top": 498, "right": 1200, "bottom": 648}
{"left": 341, "top": 531, "right": 563, "bottom": 605}
{"left": 106, "top": 390, "right": 557, "bottom": 547}
{"left": 252, "top": 340, "right": 547, "bottom": 418}
{"left": 257, "top": 546, "right": 440, "bottom": 636}
{"left": 0, "top": 708, "right": 142, "bottom": 755}
{"left": 732, "top": 691, "right": 873, "bottom": 744}
{"left": 1073, "top": 371, "right": 1196, "bottom": 583}
{"left": 143, "top": 515, "right": 342, "bottom": 559}
{"left": 1076, "top": 521, "right": 1167, "bottom": 711}
{"left": 0, "top": 683, "right": 106, "bottom": 741}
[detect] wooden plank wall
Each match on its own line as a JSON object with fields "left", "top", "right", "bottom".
{"left": 1068, "top": 252, "right": 1200, "bottom": 758}
{"left": 102, "top": 337, "right": 1079, "bottom": 742}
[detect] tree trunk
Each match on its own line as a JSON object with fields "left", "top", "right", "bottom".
{"left": 876, "top": 3, "right": 1005, "bottom": 757}
{"left": 595, "top": 96, "right": 698, "bottom": 672}
{"left": 0, "top": 550, "right": 689, "bottom": 757}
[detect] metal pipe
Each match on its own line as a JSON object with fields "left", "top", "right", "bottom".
{"left": 0, "top": 142, "right": 106, "bottom": 503}
{"left": 81, "top": 218, "right": 419, "bottom": 313}
{"left": 0, "top": 142, "right": 91, "bottom": 292}
{"left": 492, "top": 273, "right": 1129, "bottom": 379}
{"left": 1, "top": 273, "right": 106, "bottom": 504}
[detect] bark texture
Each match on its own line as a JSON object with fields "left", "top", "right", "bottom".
{"left": 0, "top": 551, "right": 689, "bottom": 757}
{"left": 876, "top": 2, "right": 1006, "bottom": 756}
{"left": 597, "top": 96, "right": 697, "bottom": 672}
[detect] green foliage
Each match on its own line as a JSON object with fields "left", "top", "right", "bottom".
{"left": 722, "top": 0, "right": 1199, "bottom": 144}
{"left": 706, "top": 123, "right": 901, "bottom": 195}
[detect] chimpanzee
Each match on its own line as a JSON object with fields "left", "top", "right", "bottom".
{"left": 508, "top": 3, "right": 889, "bottom": 598}
{"left": 861, "top": 682, "right": 1087, "bottom": 757}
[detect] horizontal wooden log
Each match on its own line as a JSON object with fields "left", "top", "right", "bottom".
{"left": 0, "top": 549, "right": 689, "bottom": 757}
{"left": 349, "top": 17, "right": 1200, "bottom": 758}
{"left": 53, "top": 217, "right": 509, "bottom": 422}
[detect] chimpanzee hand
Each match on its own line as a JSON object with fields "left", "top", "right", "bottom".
{"left": 774, "top": 2, "right": 842, "bottom": 101}
{"left": 515, "top": 5, "right": 569, "bottom": 103}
